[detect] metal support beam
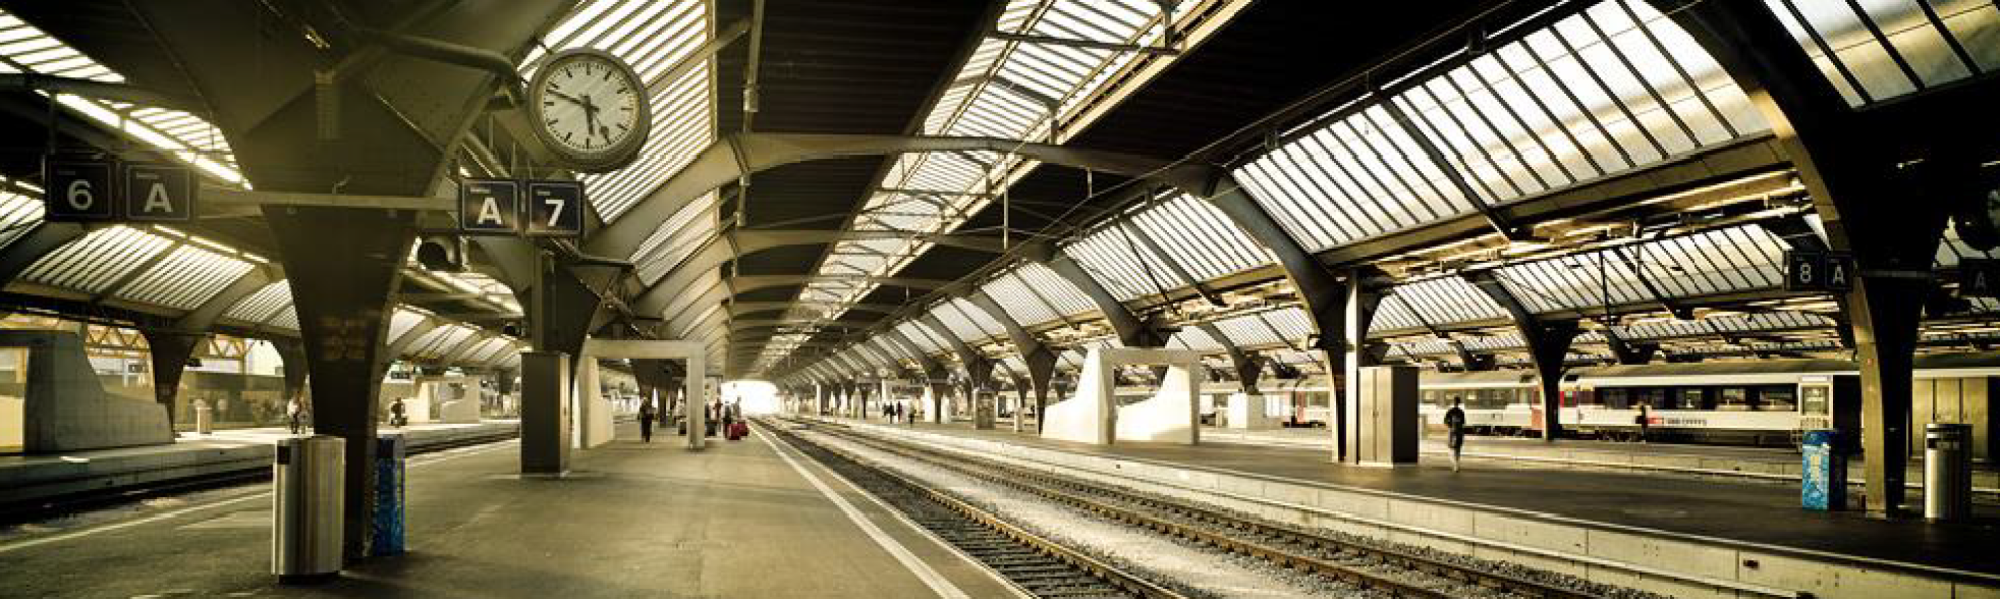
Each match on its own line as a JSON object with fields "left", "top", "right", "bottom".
{"left": 0, "top": 222, "right": 86, "bottom": 290}
{"left": 1658, "top": 0, "right": 1973, "bottom": 516}
{"left": 985, "top": 30, "right": 1180, "bottom": 56}
{"left": 917, "top": 312, "right": 993, "bottom": 399}
{"left": 1023, "top": 242, "right": 1164, "bottom": 347}
{"left": 966, "top": 289, "right": 1058, "bottom": 432}
{"left": 584, "top": 132, "right": 1177, "bottom": 261}
{"left": 1466, "top": 270, "right": 1577, "bottom": 442}
{"left": 1201, "top": 322, "right": 1261, "bottom": 394}
{"left": 1601, "top": 327, "right": 1658, "bottom": 365}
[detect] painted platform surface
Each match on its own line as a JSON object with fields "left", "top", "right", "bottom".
{"left": 874, "top": 419, "right": 2000, "bottom": 578}
{"left": 0, "top": 420, "right": 1014, "bottom": 598}
{"left": 0, "top": 421, "right": 522, "bottom": 509}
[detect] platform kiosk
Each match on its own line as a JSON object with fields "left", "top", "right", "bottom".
{"left": 1343, "top": 365, "right": 1418, "bottom": 467}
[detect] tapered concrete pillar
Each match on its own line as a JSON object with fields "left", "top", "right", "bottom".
{"left": 265, "top": 206, "right": 416, "bottom": 560}
{"left": 140, "top": 330, "right": 201, "bottom": 428}
{"left": 273, "top": 338, "right": 309, "bottom": 408}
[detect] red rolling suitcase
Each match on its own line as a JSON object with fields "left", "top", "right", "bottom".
{"left": 728, "top": 421, "right": 748, "bottom": 440}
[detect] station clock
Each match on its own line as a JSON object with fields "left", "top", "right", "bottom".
{"left": 525, "top": 48, "right": 650, "bottom": 173}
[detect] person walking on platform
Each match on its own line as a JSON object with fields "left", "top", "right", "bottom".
{"left": 1635, "top": 403, "right": 1651, "bottom": 444}
{"left": 639, "top": 400, "right": 657, "bottom": 443}
{"left": 286, "top": 397, "right": 304, "bottom": 435}
{"left": 1444, "top": 398, "right": 1467, "bottom": 473}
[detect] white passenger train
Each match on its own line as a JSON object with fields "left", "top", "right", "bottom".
{"left": 1195, "top": 355, "right": 1997, "bottom": 460}
{"left": 1414, "top": 355, "right": 1999, "bottom": 458}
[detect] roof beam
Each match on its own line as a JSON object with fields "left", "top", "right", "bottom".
{"left": 985, "top": 30, "right": 1180, "bottom": 56}
{"left": 584, "top": 132, "right": 1177, "bottom": 261}
{"left": 1022, "top": 241, "right": 1165, "bottom": 348}
{"left": 1465, "top": 270, "right": 1578, "bottom": 441}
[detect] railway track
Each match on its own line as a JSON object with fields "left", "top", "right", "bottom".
{"left": 765, "top": 422, "right": 1188, "bottom": 599}
{"left": 780, "top": 418, "right": 1621, "bottom": 599}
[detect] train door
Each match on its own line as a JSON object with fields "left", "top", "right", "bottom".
{"left": 1799, "top": 377, "right": 1832, "bottom": 431}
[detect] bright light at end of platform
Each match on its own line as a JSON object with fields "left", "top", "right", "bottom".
{"left": 723, "top": 380, "right": 778, "bottom": 415}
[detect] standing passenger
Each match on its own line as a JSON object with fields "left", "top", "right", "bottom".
{"left": 1444, "top": 398, "right": 1467, "bottom": 473}
{"left": 286, "top": 397, "right": 303, "bottom": 435}
{"left": 1635, "top": 403, "right": 1651, "bottom": 444}
{"left": 639, "top": 400, "right": 656, "bottom": 443}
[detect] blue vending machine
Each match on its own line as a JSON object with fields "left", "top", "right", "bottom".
{"left": 1801, "top": 429, "right": 1846, "bottom": 510}
{"left": 372, "top": 434, "right": 407, "bottom": 555}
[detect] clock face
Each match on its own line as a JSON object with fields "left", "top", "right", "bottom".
{"left": 527, "top": 49, "right": 650, "bottom": 172}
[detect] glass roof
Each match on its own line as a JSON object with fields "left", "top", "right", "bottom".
{"left": 1764, "top": 0, "right": 1998, "bottom": 107}
{"left": 1235, "top": 0, "right": 1768, "bottom": 253}
{"left": 0, "top": 11, "right": 243, "bottom": 184}
{"left": 756, "top": 0, "right": 1242, "bottom": 374}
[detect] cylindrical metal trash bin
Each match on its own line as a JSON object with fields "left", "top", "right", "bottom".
{"left": 1925, "top": 423, "right": 1972, "bottom": 521}
{"left": 194, "top": 401, "right": 213, "bottom": 435}
{"left": 273, "top": 435, "right": 344, "bottom": 582}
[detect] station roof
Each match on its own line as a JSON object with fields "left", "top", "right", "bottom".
{"left": 0, "top": 1, "right": 1994, "bottom": 382}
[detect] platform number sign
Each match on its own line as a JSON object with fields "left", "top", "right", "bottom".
{"left": 525, "top": 180, "right": 584, "bottom": 237}
{"left": 458, "top": 178, "right": 521, "bottom": 234}
{"left": 1961, "top": 258, "right": 2000, "bottom": 298}
{"left": 43, "top": 157, "right": 195, "bottom": 222}
{"left": 458, "top": 179, "right": 584, "bottom": 238}
{"left": 123, "top": 164, "right": 195, "bottom": 221}
{"left": 1784, "top": 250, "right": 1855, "bottom": 293}
{"left": 43, "top": 158, "right": 117, "bottom": 221}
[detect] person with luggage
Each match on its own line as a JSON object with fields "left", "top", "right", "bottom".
{"left": 1444, "top": 397, "right": 1467, "bottom": 473}
{"left": 639, "top": 400, "right": 657, "bottom": 443}
{"left": 389, "top": 397, "right": 408, "bottom": 428}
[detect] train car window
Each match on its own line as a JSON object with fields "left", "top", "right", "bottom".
{"left": 1637, "top": 388, "right": 1666, "bottom": 409}
{"left": 1422, "top": 390, "right": 1439, "bottom": 406}
{"left": 1675, "top": 387, "right": 1706, "bottom": 410}
{"left": 1717, "top": 387, "right": 1751, "bottom": 411}
{"left": 1758, "top": 385, "right": 1798, "bottom": 412}
{"left": 1601, "top": 388, "right": 1630, "bottom": 410}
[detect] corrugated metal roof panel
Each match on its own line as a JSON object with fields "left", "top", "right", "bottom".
{"left": 224, "top": 280, "right": 289, "bottom": 324}
{"left": 21, "top": 226, "right": 172, "bottom": 294}
{"left": 114, "top": 245, "right": 253, "bottom": 311}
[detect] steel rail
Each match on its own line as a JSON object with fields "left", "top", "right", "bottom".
{"left": 795, "top": 418, "right": 1614, "bottom": 599}
{"left": 766, "top": 420, "right": 1187, "bottom": 599}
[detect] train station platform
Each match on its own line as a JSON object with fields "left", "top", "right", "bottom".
{"left": 818, "top": 416, "right": 2000, "bottom": 599}
{"left": 0, "top": 420, "right": 1018, "bottom": 598}
{"left": 1, "top": 421, "right": 523, "bottom": 515}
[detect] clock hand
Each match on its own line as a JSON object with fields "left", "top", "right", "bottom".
{"left": 581, "top": 94, "right": 601, "bottom": 145}
{"left": 546, "top": 89, "right": 587, "bottom": 106}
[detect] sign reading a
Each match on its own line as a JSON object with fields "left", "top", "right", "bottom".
{"left": 1961, "top": 258, "right": 2000, "bottom": 298}
{"left": 458, "top": 178, "right": 520, "bottom": 234}
{"left": 525, "top": 180, "right": 584, "bottom": 237}
{"left": 123, "top": 163, "right": 195, "bottom": 221}
{"left": 43, "top": 158, "right": 117, "bottom": 221}
{"left": 1784, "top": 250, "right": 1856, "bottom": 293}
